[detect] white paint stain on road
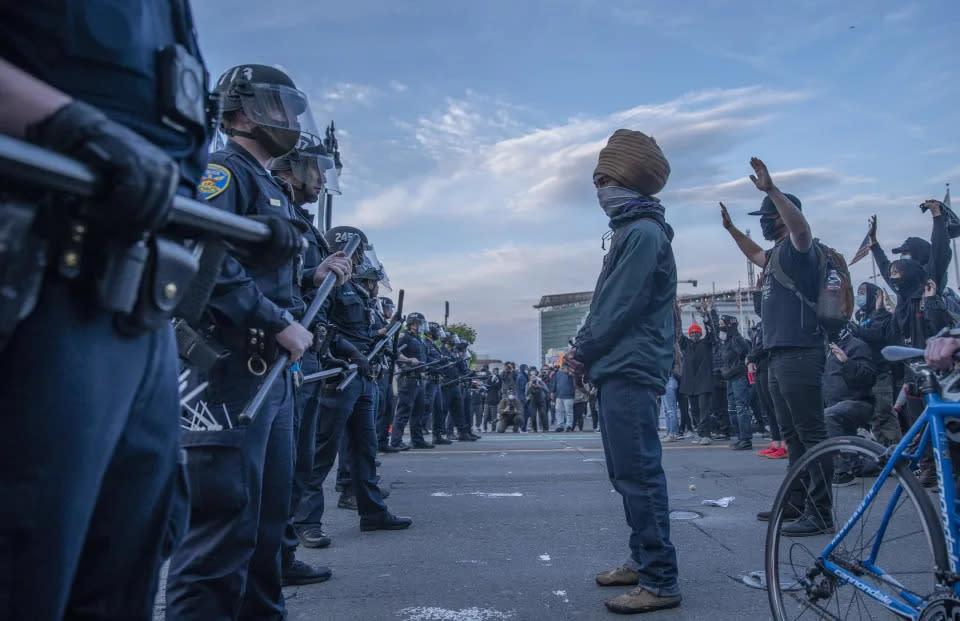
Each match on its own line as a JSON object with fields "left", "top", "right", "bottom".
{"left": 538, "top": 554, "right": 551, "bottom": 562}
{"left": 470, "top": 492, "right": 522, "bottom": 498}
{"left": 553, "top": 590, "right": 570, "bottom": 603}
{"left": 431, "top": 492, "right": 453, "bottom": 497}
{"left": 399, "top": 606, "right": 515, "bottom": 620}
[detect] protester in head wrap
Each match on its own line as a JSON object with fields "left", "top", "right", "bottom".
{"left": 567, "top": 129, "right": 681, "bottom": 614}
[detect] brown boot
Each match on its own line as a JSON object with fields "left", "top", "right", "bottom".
{"left": 595, "top": 565, "right": 640, "bottom": 587}
{"left": 604, "top": 587, "right": 682, "bottom": 614}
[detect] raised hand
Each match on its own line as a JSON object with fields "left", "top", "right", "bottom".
{"left": 749, "top": 157, "right": 775, "bottom": 192}
{"left": 720, "top": 201, "right": 733, "bottom": 230}
{"left": 868, "top": 215, "right": 878, "bottom": 242}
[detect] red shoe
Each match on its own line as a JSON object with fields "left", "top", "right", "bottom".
{"left": 767, "top": 447, "right": 788, "bottom": 459}
{"left": 756, "top": 444, "right": 776, "bottom": 456}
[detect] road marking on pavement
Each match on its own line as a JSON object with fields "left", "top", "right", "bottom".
{"left": 399, "top": 606, "right": 515, "bottom": 620}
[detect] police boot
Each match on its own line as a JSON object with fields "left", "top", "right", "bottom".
{"left": 432, "top": 434, "right": 453, "bottom": 445}
{"left": 457, "top": 432, "right": 477, "bottom": 442}
{"left": 282, "top": 559, "right": 332, "bottom": 586}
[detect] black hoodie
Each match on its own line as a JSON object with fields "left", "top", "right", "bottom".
{"left": 857, "top": 259, "right": 950, "bottom": 349}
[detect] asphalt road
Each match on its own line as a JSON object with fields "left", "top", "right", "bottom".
{"left": 278, "top": 430, "right": 792, "bottom": 620}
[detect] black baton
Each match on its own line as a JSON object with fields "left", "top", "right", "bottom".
{"left": 336, "top": 299, "right": 405, "bottom": 392}
{"left": 239, "top": 235, "right": 362, "bottom": 424}
{"left": 0, "top": 134, "right": 285, "bottom": 245}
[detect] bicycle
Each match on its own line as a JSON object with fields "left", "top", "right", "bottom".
{"left": 765, "top": 345, "right": 960, "bottom": 620}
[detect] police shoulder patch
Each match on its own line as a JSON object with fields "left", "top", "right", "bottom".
{"left": 198, "top": 163, "right": 231, "bottom": 200}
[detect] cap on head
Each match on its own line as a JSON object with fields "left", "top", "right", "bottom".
{"left": 892, "top": 237, "right": 931, "bottom": 264}
{"left": 594, "top": 129, "right": 671, "bottom": 195}
{"left": 748, "top": 193, "right": 802, "bottom": 216}
{"left": 688, "top": 324, "right": 703, "bottom": 337}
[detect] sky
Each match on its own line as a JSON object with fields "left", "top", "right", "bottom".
{"left": 193, "top": 0, "right": 959, "bottom": 365}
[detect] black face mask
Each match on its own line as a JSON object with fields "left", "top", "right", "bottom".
{"left": 760, "top": 214, "right": 784, "bottom": 241}
{"left": 253, "top": 125, "right": 300, "bottom": 158}
{"left": 888, "top": 276, "right": 904, "bottom": 293}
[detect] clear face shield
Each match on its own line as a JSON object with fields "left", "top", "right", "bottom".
{"left": 239, "top": 83, "right": 321, "bottom": 156}
{"left": 360, "top": 244, "right": 392, "bottom": 291}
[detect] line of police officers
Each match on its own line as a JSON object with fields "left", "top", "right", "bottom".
{"left": 0, "top": 3, "right": 483, "bottom": 620}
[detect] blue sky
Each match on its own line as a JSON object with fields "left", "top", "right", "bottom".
{"left": 194, "top": 0, "right": 959, "bottom": 364}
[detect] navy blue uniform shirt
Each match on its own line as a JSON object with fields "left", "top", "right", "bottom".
{"left": 202, "top": 141, "right": 304, "bottom": 334}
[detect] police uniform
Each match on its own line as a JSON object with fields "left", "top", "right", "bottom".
{"left": 294, "top": 280, "right": 391, "bottom": 528}
{"left": 0, "top": 3, "right": 209, "bottom": 619}
{"left": 423, "top": 337, "right": 449, "bottom": 442}
{"left": 441, "top": 346, "right": 470, "bottom": 439}
{"left": 391, "top": 327, "right": 430, "bottom": 447}
{"left": 375, "top": 312, "right": 398, "bottom": 449}
{"left": 281, "top": 202, "right": 330, "bottom": 570}
{"left": 166, "top": 139, "right": 301, "bottom": 620}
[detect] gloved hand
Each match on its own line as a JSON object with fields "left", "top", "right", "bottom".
{"left": 333, "top": 339, "right": 370, "bottom": 376}
{"left": 246, "top": 216, "right": 307, "bottom": 270}
{"left": 26, "top": 100, "right": 178, "bottom": 237}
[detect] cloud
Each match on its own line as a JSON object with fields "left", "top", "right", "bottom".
{"left": 313, "top": 82, "right": 379, "bottom": 113}
{"left": 349, "top": 85, "right": 813, "bottom": 229}
{"left": 386, "top": 239, "right": 604, "bottom": 362}
{"left": 928, "top": 165, "right": 960, "bottom": 185}
{"left": 389, "top": 80, "right": 409, "bottom": 93}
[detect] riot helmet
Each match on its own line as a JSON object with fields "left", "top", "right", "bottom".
{"left": 406, "top": 312, "right": 426, "bottom": 333}
{"left": 444, "top": 333, "right": 461, "bottom": 348}
{"left": 379, "top": 297, "right": 395, "bottom": 319}
{"left": 268, "top": 143, "right": 335, "bottom": 205}
{"left": 215, "top": 64, "right": 320, "bottom": 157}
{"left": 324, "top": 226, "right": 392, "bottom": 291}
{"left": 427, "top": 322, "right": 446, "bottom": 341}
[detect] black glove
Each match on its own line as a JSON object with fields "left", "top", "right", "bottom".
{"left": 26, "top": 100, "right": 178, "bottom": 237}
{"left": 233, "top": 216, "right": 307, "bottom": 270}
{"left": 333, "top": 339, "right": 370, "bottom": 375}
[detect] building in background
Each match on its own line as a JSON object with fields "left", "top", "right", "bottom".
{"left": 533, "top": 292, "right": 592, "bottom": 365}
{"left": 534, "top": 287, "right": 759, "bottom": 365}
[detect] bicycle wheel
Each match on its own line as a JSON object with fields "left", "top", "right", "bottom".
{"left": 766, "top": 436, "right": 947, "bottom": 620}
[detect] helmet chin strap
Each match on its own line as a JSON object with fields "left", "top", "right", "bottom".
{"left": 223, "top": 127, "right": 257, "bottom": 140}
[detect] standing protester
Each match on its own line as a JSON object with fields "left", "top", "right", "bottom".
{"left": 525, "top": 370, "right": 551, "bottom": 432}
{"left": 270, "top": 146, "right": 353, "bottom": 586}
{"left": 720, "top": 159, "right": 832, "bottom": 537}
{"left": 567, "top": 129, "right": 681, "bottom": 614}
{"left": 715, "top": 312, "right": 754, "bottom": 450}
{"left": 552, "top": 365, "right": 577, "bottom": 431}
{"left": 748, "top": 292, "right": 787, "bottom": 459}
{"left": 867, "top": 200, "right": 951, "bottom": 295}
{"left": 483, "top": 367, "right": 503, "bottom": 431}
{"left": 678, "top": 324, "right": 713, "bottom": 444}
{"left": 294, "top": 226, "right": 412, "bottom": 548}
{"left": 517, "top": 364, "right": 530, "bottom": 430}
{"left": 166, "top": 64, "right": 320, "bottom": 620}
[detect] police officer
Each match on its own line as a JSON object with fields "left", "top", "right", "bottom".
{"left": 0, "top": 3, "right": 234, "bottom": 618}
{"left": 391, "top": 313, "right": 435, "bottom": 449}
{"left": 294, "top": 226, "right": 412, "bottom": 547}
{"left": 166, "top": 64, "right": 320, "bottom": 620}
{"left": 377, "top": 296, "right": 401, "bottom": 453}
{"left": 269, "top": 145, "right": 354, "bottom": 585}
{"left": 425, "top": 322, "right": 454, "bottom": 445}
{"left": 441, "top": 334, "right": 476, "bottom": 441}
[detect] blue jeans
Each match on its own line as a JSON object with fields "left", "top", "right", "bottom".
{"left": 295, "top": 376, "right": 388, "bottom": 526}
{"left": 598, "top": 377, "right": 680, "bottom": 597}
{"left": 167, "top": 343, "right": 295, "bottom": 621}
{"left": 661, "top": 376, "right": 680, "bottom": 436}
{"left": 725, "top": 375, "right": 753, "bottom": 442}
{"left": 0, "top": 281, "right": 181, "bottom": 620}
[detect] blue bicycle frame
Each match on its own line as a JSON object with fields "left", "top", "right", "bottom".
{"left": 814, "top": 393, "right": 960, "bottom": 618}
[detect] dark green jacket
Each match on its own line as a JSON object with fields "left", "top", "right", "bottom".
{"left": 575, "top": 218, "right": 677, "bottom": 391}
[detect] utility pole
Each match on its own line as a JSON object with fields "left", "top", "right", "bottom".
{"left": 322, "top": 121, "right": 342, "bottom": 232}
{"left": 745, "top": 228, "right": 756, "bottom": 288}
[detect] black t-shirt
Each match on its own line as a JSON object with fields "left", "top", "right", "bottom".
{"left": 761, "top": 240, "right": 824, "bottom": 349}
